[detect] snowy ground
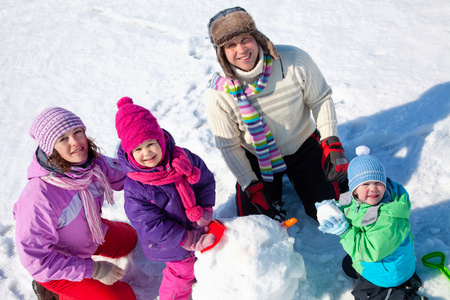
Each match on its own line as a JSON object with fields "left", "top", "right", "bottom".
{"left": 1, "top": 0, "right": 449, "bottom": 299}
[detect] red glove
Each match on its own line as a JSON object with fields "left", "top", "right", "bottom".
{"left": 245, "top": 181, "right": 275, "bottom": 219}
{"left": 321, "top": 136, "right": 349, "bottom": 182}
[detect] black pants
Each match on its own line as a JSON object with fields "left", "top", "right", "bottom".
{"left": 342, "top": 254, "right": 423, "bottom": 299}
{"left": 352, "top": 272, "right": 422, "bottom": 300}
{"left": 235, "top": 135, "right": 340, "bottom": 220}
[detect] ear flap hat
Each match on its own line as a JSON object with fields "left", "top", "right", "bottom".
{"left": 207, "top": 7, "right": 279, "bottom": 79}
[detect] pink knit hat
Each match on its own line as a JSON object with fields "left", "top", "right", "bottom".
{"left": 115, "top": 97, "right": 166, "bottom": 159}
{"left": 29, "top": 107, "right": 86, "bottom": 156}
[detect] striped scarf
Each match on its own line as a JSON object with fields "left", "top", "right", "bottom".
{"left": 208, "top": 53, "right": 287, "bottom": 182}
{"left": 42, "top": 164, "right": 114, "bottom": 245}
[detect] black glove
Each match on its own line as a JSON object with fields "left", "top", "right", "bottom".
{"left": 321, "top": 136, "right": 349, "bottom": 182}
{"left": 245, "top": 181, "right": 275, "bottom": 219}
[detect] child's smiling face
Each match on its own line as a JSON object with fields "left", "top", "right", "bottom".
{"left": 353, "top": 181, "right": 386, "bottom": 205}
{"left": 131, "top": 138, "right": 162, "bottom": 168}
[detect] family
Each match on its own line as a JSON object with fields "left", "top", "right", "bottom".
{"left": 13, "top": 7, "right": 425, "bottom": 300}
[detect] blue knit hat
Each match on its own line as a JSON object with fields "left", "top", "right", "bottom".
{"left": 348, "top": 146, "right": 386, "bottom": 194}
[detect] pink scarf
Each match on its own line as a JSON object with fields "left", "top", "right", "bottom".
{"left": 127, "top": 146, "right": 203, "bottom": 222}
{"left": 42, "top": 164, "right": 114, "bottom": 245}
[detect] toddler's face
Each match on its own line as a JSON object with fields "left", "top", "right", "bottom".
{"left": 353, "top": 181, "right": 386, "bottom": 205}
{"left": 132, "top": 138, "right": 162, "bottom": 168}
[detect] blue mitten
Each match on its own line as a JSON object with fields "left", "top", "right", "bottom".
{"left": 318, "top": 214, "right": 349, "bottom": 236}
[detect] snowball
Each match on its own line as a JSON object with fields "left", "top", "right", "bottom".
{"left": 193, "top": 215, "right": 306, "bottom": 300}
{"left": 356, "top": 145, "right": 370, "bottom": 156}
{"left": 316, "top": 202, "right": 343, "bottom": 223}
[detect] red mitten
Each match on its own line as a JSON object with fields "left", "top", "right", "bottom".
{"left": 245, "top": 181, "right": 275, "bottom": 219}
{"left": 321, "top": 136, "right": 349, "bottom": 182}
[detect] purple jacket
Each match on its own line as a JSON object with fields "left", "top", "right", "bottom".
{"left": 118, "top": 131, "right": 216, "bottom": 262}
{"left": 13, "top": 151, "right": 126, "bottom": 282}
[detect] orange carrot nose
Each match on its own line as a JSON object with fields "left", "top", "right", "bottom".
{"left": 281, "top": 218, "right": 297, "bottom": 228}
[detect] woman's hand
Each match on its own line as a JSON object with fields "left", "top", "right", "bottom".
{"left": 93, "top": 260, "right": 125, "bottom": 285}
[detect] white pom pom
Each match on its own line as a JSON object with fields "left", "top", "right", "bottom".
{"left": 356, "top": 145, "right": 370, "bottom": 156}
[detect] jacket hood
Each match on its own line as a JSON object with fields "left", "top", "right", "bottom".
{"left": 27, "top": 150, "right": 52, "bottom": 180}
{"left": 117, "top": 129, "right": 175, "bottom": 174}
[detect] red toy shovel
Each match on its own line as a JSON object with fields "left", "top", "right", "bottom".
{"left": 201, "top": 219, "right": 226, "bottom": 253}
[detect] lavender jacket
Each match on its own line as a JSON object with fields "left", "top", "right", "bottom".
{"left": 118, "top": 131, "right": 216, "bottom": 262}
{"left": 13, "top": 151, "right": 126, "bottom": 283}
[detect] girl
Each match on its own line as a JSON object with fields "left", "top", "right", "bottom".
{"left": 14, "top": 107, "right": 138, "bottom": 299}
{"left": 115, "top": 97, "right": 216, "bottom": 300}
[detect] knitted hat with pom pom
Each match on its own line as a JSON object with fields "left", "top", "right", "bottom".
{"left": 115, "top": 97, "right": 166, "bottom": 161}
{"left": 29, "top": 107, "right": 86, "bottom": 156}
{"left": 348, "top": 145, "right": 386, "bottom": 194}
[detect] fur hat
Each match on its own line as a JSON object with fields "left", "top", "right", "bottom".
{"left": 348, "top": 146, "right": 387, "bottom": 194}
{"left": 115, "top": 97, "right": 166, "bottom": 160}
{"left": 29, "top": 107, "right": 86, "bottom": 156}
{"left": 207, "top": 7, "right": 279, "bottom": 79}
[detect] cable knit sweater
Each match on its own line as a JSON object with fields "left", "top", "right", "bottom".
{"left": 206, "top": 45, "right": 338, "bottom": 189}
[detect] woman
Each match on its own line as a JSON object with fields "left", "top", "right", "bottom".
{"left": 14, "top": 107, "right": 138, "bottom": 299}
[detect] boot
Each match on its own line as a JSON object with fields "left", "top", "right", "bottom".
{"left": 32, "top": 280, "right": 59, "bottom": 300}
{"left": 342, "top": 254, "right": 358, "bottom": 279}
{"left": 406, "top": 272, "right": 422, "bottom": 291}
{"left": 272, "top": 199, "right": 287, "bottom": 222}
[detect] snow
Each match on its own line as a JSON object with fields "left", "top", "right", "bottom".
{"left": 193, "top": 215, "right": 306, "bottom": 300}
{"left": 1, "top": 0, "right": 449, "bottom": 299}
{"left": 316, "top": 202, "right": 344, "bottom": 224}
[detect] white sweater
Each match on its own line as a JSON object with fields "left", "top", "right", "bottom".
{"left": 206, "top": 45, "right": 338, "bottom": 189}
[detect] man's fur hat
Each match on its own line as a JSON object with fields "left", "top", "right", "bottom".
{"left": 208, "top": 7, "right": 279, "bottom": 79}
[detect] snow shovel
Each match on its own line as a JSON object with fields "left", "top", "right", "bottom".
{"left": 200, "top": 219, "right": 226, "bottom": 253}
{"left": 422, "top": 251, "right": 450, "bottom": 281}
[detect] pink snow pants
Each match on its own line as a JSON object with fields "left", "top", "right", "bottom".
{"left": 39, "top": 219, "right": 138, "bottom": 300}
{"left": 159, "top": 254, "right": 196, "bottom": 300}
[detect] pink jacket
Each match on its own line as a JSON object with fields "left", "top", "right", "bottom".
{"left": 13, "top": 152, "right": 126, "bottom": 282}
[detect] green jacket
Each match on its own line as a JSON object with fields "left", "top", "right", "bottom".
{"left": 339, "top": 178, "right": 415, "bottom": 287}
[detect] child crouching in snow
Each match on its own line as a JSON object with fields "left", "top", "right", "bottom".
{"left": 115, "top": 97, "right": 216, "bottom": 300}
{"left": 316, "top": 146, "right": 426, "bottom": 300}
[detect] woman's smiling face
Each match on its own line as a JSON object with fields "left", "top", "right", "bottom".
{"left": 53, "top": 127, "right": 89, "bottom": 164}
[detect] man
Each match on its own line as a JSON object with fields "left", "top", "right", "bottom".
{"left": 206, "top": 7, "right": 348, "bottom": 221}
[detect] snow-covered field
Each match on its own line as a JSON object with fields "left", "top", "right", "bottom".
{"left": 1, "top": 1, "right": 449, "bottom": 299}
